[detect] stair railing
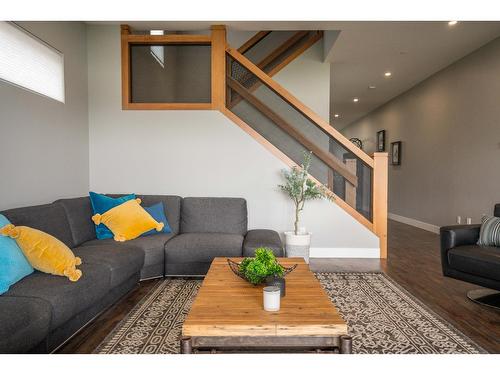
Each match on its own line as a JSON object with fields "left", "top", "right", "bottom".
{"left": 223, "top": 47, "right": 388, "bottom": 257}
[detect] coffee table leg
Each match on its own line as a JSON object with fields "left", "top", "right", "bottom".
{"left": 180, "top": 337, "right": 193, "bottom": 354}
{"left": 340, "top": 335, "right": 352, "bottom": 354}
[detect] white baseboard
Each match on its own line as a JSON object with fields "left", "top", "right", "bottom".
{"left": 309, "top": 247, "right": 380, "bottom": 258}
{"left": 388, "top": 212, "right": 440, "bottom": 234}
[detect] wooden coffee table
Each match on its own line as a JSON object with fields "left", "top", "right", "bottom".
{"left": 180, "top": 257, "right": 351, "bottom": 353}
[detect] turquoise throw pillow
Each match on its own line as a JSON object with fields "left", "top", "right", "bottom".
{"left": 0, "top": 214, "right": 34, "bottom": 294}
{"left": 89, "top": 192, "right": 136, "bottom": 240}
{"left": 142, "top": 202, "right": 172, "bottom": 237}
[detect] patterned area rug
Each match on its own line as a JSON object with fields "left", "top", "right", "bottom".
{"left": 95, "top": 273, "right": 484, "bottom": 354}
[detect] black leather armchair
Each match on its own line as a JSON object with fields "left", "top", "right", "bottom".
{"left": 440, "top": 204, "right": 500, "bottom": 309}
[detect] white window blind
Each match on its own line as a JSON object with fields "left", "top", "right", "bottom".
{"left": 0, "top": 22, "right": 65, "bottom": 103}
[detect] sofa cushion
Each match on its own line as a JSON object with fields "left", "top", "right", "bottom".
{"left": 165, "top": 233, "right": 243, "bottom": 264}
{"left": 4, "top": 263, "right": 111, "bottom": 330}
{"left": 0, "top": 296, "right": 52, "bottom": 353}
{"left": 181, "top": 197, "right": 247, "bottom": 235}
{"left": 73, "top": 245, "right": 144, "bottom": 288}
{"left": 55, "top": 197, "right": 95, "bottom": 246}
{"left": 137, "top": 195, "right": 181, "bottom": 234}
{"left": 243, "top": 229, "right": 284, "bottom": 257}
{"left": 448, "top": 245, "right": 500, "bottom": 282}
{"left": 1, "top": 203, "right": 75, "bottom": 248}
{"left": 81, "top": 233, "right": 175, "bottom": 274}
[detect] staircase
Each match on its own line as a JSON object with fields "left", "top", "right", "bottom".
{"left": 222, "top": 30, "right": 388, "bottom": 257}
{"left": 229, "top": 31, "right": 323, "bottom": 108}
{"left": 120, "top": 26, "right": 388, "bottom": 257}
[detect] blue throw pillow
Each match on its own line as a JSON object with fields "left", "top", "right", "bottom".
{"left": 0, "top": 214, "right": 34, "bottom": 294}
{"left": 89, "top": 192, "right": 136, "bottom": 240}
{"left": 142, "top": 202, "right": 172, "bottom": 237}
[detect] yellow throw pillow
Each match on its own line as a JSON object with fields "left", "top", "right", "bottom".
{"left": 0, "top": 224, "right": 82, "bottom": 282}
{"left": 92, "top": 198, "right": 164, "bottom": 242}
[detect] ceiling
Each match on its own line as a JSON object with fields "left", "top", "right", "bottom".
{"left": 325, "top": 22, "right": 500, "bottom": 129}
{"left": 92, "top": 21, "right": 500, "bottom": 129}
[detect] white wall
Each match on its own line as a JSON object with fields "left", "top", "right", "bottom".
{"left": 87, "top": 25, "right": 378, "bottom": 254}
{"left": 273, "top": 42, "right": 330, "bottom": 121}
{"left": 0, "top": 22, "right": 89, "bottom": 210}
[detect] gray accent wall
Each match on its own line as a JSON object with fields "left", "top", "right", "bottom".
{"left": 342, "top": 37, "right": 500, "bottom": 227}
{"left": 0, "top": 22, "right": 89, "bottom": 210}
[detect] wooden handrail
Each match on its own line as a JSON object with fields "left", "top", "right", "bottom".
{"left": 238, "top": 31, "right": 271, "bottom": 54}
{"left": 226, "top": 47, "right": 374, "bottom": 168}
{"left": 256, "top": 31, "right": 309, "bottom": 71}
{"left": 266, "top": 31, "right": 323, "bottom": 77}
{"left": 222, "top": 107, "right": 373, "bottom": 232}
{"left": 229, "top": 31, "right": 322, "bottom": 108}
{"left": 227, "top": 77, "right": 358, "bottom": 187}
{"left": 233, "top": 31, "right": 308, "bottom": 89}
{"left": 125, "top": 34, "right": 212, "bottom": 45}
{"left": 233, "top": 32, "right": 307, "bottom": 89}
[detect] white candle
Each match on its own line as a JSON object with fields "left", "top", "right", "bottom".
{"left": 263, "top": 286, "right": 281, "bottom": 312}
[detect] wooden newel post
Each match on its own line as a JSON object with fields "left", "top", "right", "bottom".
{"left": 120, "top": 25, "right": 131, "bottom": 110}
{"left": 211, "top": 25, "right": 227, "bottom": 111}
{"left": 373, "top": 152, "right": 388, "bottom": 259}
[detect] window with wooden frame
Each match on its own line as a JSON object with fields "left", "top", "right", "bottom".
{"left": 121, "top": 25, "right": 226, "bottom": 110}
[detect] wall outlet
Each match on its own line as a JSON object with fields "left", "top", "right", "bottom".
{"left": 456, "top": 216, "right": 462, "bottom": 224}
{"left": 466, "top": 217, "right": 472, "bottom": 225}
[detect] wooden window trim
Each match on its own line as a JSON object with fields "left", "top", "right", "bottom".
{"left": 121, "top": 24, "right": 224, "bottom": 110}
{"left": 125, "top": 34, "right": 212, "bottom": 45}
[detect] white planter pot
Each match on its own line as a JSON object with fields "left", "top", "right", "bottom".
{"left": 284, "top": 231, "right": 311, "bottom": 263}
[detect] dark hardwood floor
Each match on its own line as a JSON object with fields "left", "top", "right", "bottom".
{"left": 57, "top": 220, "right": 500, "bottom": 354}
{"left": 383, "top": 221, "right": 499, "bottom": 353}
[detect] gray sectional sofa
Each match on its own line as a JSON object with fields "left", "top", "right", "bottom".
{"left": 0, "top": 195, "right": 283, "bottom": 354}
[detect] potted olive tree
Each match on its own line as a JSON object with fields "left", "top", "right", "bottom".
{"left": 278, "top": 151, "right": 330, "bottom": 263}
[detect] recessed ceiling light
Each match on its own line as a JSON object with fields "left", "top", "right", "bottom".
{"left": 368, "top": 85, "right": 376, "bottom": 89}
{"left": 353, "top": 98, "right": 359, "bottom": 102}
{"left": 448, "top": 21, "right": 458, "bottom": 26}
{"left": 334, "top": 113, "right": 340, "bottom": 118}
{"left": 384, "top": 71, "right": 392, "bottom": 77}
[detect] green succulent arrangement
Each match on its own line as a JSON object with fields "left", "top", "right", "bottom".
{"left": 239, "top": 248, "right": 284, "bottom": 285}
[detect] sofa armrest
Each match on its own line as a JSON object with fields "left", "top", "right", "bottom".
{"left": 440, "top": 224, "right": 481, "bottom": 251}
{"left": 440, "top": 224, "right": 481, "bottom": 275}
{"left": 243, "top": 229, "right": 284, "bottom": 257}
